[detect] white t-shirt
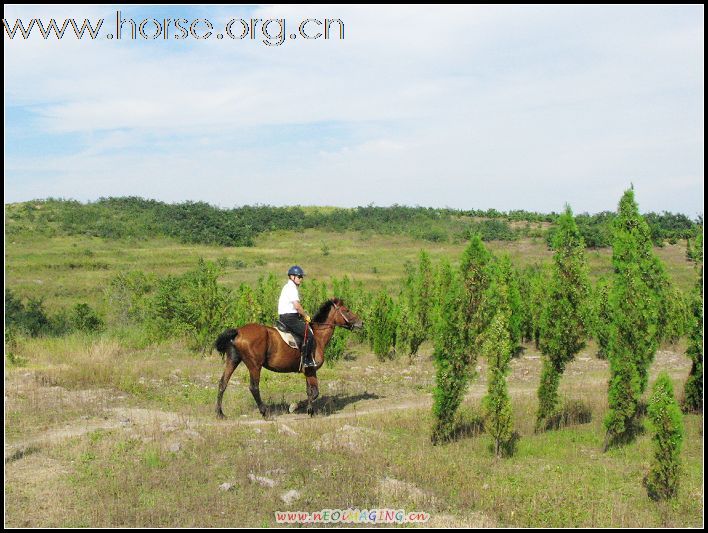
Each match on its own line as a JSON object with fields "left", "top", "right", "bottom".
{"left": 278, "top": 279, "right": 300, "bottom": 315}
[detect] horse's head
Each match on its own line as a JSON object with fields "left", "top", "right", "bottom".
{"left": 330, "top": 298, "right": 363, "bottom": 330}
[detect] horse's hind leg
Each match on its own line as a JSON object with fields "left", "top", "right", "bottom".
{"left": 216, "top": 348, "right": 241, "bottom": 419}
{"left": 248, "top": 366, "right": 268, "bottom": 418}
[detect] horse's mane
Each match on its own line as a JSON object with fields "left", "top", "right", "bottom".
{"left": 312, "top": 298, "right": 343, "bottom": 323}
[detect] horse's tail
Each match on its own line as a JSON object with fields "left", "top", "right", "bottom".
{"left": 215, "top": 328, "right": 239, "bottom": 361}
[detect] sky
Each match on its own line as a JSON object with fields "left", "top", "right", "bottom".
{"left": 3, "top": 5, "right": 704, "bottom": 216}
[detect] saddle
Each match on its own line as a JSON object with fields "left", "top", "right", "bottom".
{"left": 275, "top": 320, "right": 300, "bottom": 350}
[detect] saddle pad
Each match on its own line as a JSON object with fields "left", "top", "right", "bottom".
{"left": 276, "top": 328, "right": 299, "bottom": 349}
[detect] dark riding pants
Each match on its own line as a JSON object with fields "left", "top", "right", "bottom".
{"left": 279, "top": 313, "right": 314, "bottom": 357}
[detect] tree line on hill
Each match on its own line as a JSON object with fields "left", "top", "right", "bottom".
{"left": 5, "top": 196, "right": 700, "bottom": 248}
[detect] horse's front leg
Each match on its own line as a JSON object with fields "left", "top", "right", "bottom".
{"left": 305, "top": 371, "right": 319, "bottom": 417}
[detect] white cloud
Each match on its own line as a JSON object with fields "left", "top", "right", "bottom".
{"left": 4, "top": 5, "right": 703, "bottom": 214}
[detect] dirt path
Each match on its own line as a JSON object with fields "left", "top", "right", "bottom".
{"left": 5, "top": 395, "right": 432, "bottom": 462}
{"left": 5, "top": 346, "right": 686, "bottom": 463}
{"left": 6, "top": 386, "right": 535, "bottom": 463}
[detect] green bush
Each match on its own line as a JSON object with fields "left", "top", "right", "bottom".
{"left": 105, "top": 270, "right": 153, "bottom": 326}
{"left": 70, "top": 303, "right": 104, "bottom": 332}
{"left": 144, "top": 259, "right": 233, "bottom": 353}
{"left": 396, "top": 251, "right": 434, "bottom": 358}
{"left": 369, "top": 290, "right": 398, "bottom": 361}
{"left": 645, "top": 372, "right": 683, "bottom": 500}
{"left": 5, "top": 289, "right": 53, "bottom": 336}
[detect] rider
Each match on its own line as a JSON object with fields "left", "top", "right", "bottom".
{"left": 278, "top": 266, "right": 316, "bottom": 368}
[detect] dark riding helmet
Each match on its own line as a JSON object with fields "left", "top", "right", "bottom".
{"left": 287, "top": 265, "right": 305, "bottom": 277}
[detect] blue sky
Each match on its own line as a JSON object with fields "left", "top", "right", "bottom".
{"left": 4, "top": 5, "right": 704, "bottom": 216}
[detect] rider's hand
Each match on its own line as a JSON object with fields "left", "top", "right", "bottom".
{"left": 304, "top": 314, "right": 311, "bottom": 324}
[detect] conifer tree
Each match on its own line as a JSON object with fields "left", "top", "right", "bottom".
{"left": 604, "top": 188, "right": 661, "bottom": 448}
{"left": 536, "top": 205, "right": 590, "bottom": 430}
{"left": 482, "top": 255, "right": 522, "bottom": 352}
{"left": 397, "top": 251, "right": 434, "bottom": 357}
{"left": 645, "top": 372, "right": 683, "bottom": 500}
{"left": 590, "top": 277, "right": 612, "bottom": 359}
{"left": 481, "top": 281, "right": 515, "bottom": 457}
{"left": 683, "top": 228, "right": 703, "bottom": 412}
{"left": 459, "top": 234, "right": 492, "bottom": 362}
{"left": 518, "top": 264, "right": 548, "bottom": 347}
{"left": 369, "top": 290, "right": 398, "bottom": 360}
{"left": 431, "top": 266, "right": 469, "bottom": 443}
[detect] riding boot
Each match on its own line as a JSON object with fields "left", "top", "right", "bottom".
{"left": 302, "top": 348, "right": 317, "bottom": 368}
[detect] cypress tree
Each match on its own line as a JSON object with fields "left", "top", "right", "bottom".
{"left": 481, "top": 278, "right": 515, "bottom": 457}
{"left": 459, "top": 234, "right": 492, "bottom": 363}
{"left": 590, "top": 277, "right": 612, "bottom": 359}
{"left": 431, "top": 265, "right": 469, "bottom": 444}
{"left": 604, "top": 188, "right": 661, "bottom": 449}
{"left": 536, "top": 205, "right": 590, "bottom": 431}
{"left": 369, "top": 290, "right": 398, "bottom": 360}
{"left": 683, "top": 229, "right": 703, "bottom": 412}
{"left": 529, "top": 265, "right": 549, "bottom": 349}
{"left": 397, "top": 251, "right": 434, "bottom": 358}
{"left": 518, "top": 264, "right": 548, "bottom": 347}
{"left": 645, "top": 372, "right": 683, "bottom": 500}
{"left": 482, "top": 255, "right": 522, "bottom": 352}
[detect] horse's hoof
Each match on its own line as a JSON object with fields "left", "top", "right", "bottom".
{"left": 216, "top": 410, "right": 226, "bottom": 420}
{"left": 307, "top": 407, "right": 314, "bottom": 417}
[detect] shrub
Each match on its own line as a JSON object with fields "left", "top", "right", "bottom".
{"left": 5, "top": 328, "right": 27, "bottom": 367}
{"left": 369, "top": 290, "right": 398, "bottom": 361}
{"left": 70, "top": 303, "right": 104, "bottom": 332}
{"left": 144, "top": 259, "right": 233, "bottom": 353}
{"left": 645, "top": 372, "right": 683, "bottom": 501}
{"left": 5, "top": 289, "right": 53, "bottom": 336}
{"left": 105, "top": 270, "right": 153, "bottom": 326}
{"left": 396, "top": 251, "right": 434, "bottom": 358}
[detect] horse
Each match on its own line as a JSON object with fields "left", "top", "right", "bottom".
{"left": 214, "top": 298, "right": 363, "bottom": 419}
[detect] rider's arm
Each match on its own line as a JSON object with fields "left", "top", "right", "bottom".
{"left": 293, "top": 301, "right": 310, "bottom": 322}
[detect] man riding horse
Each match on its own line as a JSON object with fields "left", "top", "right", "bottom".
{"left": 278, "top": 265, "right": 317, "bottom": 368}
{"left": 214, "top": 266, "right": 363, "bottom": 419}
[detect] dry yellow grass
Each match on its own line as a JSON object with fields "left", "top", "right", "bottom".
{"left": 4, "top": 333, "right": 702, "bottom": 527}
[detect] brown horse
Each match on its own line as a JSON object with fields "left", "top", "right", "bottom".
{"left": 214, "top": 298, "right": 363, "bottom": 419}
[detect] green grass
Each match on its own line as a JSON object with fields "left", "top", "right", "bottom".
{"left": 5, "top": 230, "right": 699, "bottom": 317}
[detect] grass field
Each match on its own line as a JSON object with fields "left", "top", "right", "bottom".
{"left": 4, "top": 229, "right": 703, "bottom": 527}
{"left": 5, "top": 229, "right": 698, "bottom": 314}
